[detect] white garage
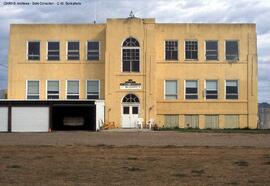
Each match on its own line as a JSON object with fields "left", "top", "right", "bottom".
{"left": 0, "top": 107, "right": 8, "bottom": 132}
{"left": 11, "top": 107, "right": 49, "bottom": 132}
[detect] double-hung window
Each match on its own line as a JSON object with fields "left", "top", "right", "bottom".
{"left": 205, "top": 41, "right": 218, "bottom": 60}
{"left": 165, "top": 40, "right": 178, "bottom": 60}
{"left": 87, "top": 41, "right": 99, "bottom": 60}
{"left": 47, "top": 42, "right": 60, "bottom": 60}
{"left": 185, "top": 40, "right": 198, "bottom": 60}
{"left": 47, "top": 80, "right": 59, "bottom": 99}
{"left": 226, "top": 80, "right": 238, "bottom": 99}
{"left": 27, "top": 41, "right": 40, "bottom": 60}
{"left": 226, "top": 41, "right": 239, "bottom": 61}
{"left": 87, "top": 80, "right": 99, "bottom": 99}
{"left": 27, "top": 80, "right": 39, "bottom": 99}
{"left": 165, "top": 80, "right": 178, "bottom": 100}
{"left": 67, "top": 41, "right": 80, "bottom": 60}
{"left": 185, "top": 80, "right": 198, "bottom": 99}
{"left": 67, "top": 80, "right": 79, "bottom": 99}
{"left": 205, "top": 80, "right": 218, "bottom": 99}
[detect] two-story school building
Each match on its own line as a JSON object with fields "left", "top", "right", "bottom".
{"left": 1, "top": 17, "right": 258, "bottom": 132}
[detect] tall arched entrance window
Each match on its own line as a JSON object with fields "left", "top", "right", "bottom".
{"left": 121, "top": 94, "right": 140, "bottom": 128}
{"left": 122, "top": 37, "right": 140, "bottom": 72}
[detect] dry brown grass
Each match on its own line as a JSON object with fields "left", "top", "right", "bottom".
{"left": 0, "top": 145, "right": 270, "bottom": 185}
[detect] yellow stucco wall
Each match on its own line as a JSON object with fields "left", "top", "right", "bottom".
{"left": 8, "top": 18, "right": 258, "bottom": 129}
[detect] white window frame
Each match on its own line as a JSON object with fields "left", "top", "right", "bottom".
{"left": 66, "top": 41, "right": 80, "bottom": 60}
{"left": 225, "top": 40, "right": 239, "bottom": 61}
{"left": 66, "top": 80, "right": 80, "bottom": 99}
{"left": 205, "top": 40, "right": 219, "bottom": 61}
{"left": 225, "top": 80, "right": 239, "bottom": 100}
{"left": 164, "top": 40, "right": 179, "bottom": 61}
{"left": 47, "top": 41, "right": 60, "bottom": 61}
{"left": 205, "top": 115, "right": 219, "bottom": 129}
{"left": 164, "top": 80, "right": 178, "bottom": 100}
{"left": 86, "top": 41, "right": 100, "bottom": 61}
{"left": 46, "top": 80, "right": 60, "bottom": 100}
{"left": 184, "top": 40, "right": 198, "bottom": 61}
{"left": 204, "top": 80, "right": 218, "bottom": 100}
{"left": 26, "top": 80, "right": 40, "bottom": 100}
{"left": 121, "top": 37, "right": 141, "bottom": 73}
{"left": 26, "top": 40, "right": 40, "bottom": 61}
{"left": 86, "top": 80, "right": 100, "bottom": 99}
{"left": 184, "top": 80, "right": 198, "bottom": 100}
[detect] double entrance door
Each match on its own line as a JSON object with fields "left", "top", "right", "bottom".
{"left": 121, "top": 105, "right": 139, "bottom": 128}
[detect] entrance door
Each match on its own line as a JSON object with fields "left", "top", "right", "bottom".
{"left": 121, "top": 94, "right": 140, "bottom": 128}
{"left": 122, "top": 105, "right": 139, "bottom": 128}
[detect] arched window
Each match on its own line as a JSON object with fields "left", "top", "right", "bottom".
{"left": 122, "top": 37, "right": 140, "bottom": 72}
{"left": 122, "top": 94, "right": 140, "bottom": 103}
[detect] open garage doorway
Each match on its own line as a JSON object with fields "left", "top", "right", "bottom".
{"left": 51, "top": 105, "right": 96, "bottom": 131}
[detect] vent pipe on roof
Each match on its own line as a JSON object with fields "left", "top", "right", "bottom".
{"left": 129, "top": 11, "right": 135, "bottom": 18}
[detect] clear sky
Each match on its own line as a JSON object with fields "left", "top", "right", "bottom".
{"left": 0, "top": 0, "right": 269, "bottom": 103}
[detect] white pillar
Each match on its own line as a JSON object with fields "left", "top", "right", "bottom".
{"left": 95, "top": 100, "right": 105, "bottom": 131}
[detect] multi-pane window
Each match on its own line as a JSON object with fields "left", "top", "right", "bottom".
{"left": 226, "top": 41, "right": 239, "bottom": 60}
{"left": 67, "top": 41, "right": 80, "bottom": 60}
{"left": 47, "top": 80, "right": 59, "bottom": 99}
{"left": 205, "top": 80, "right": 218, "bottom": 99}
{"left": 224, "top": 115, "right": 239, "bottom": 128}
{"left": 67, "top": 80, "right": 79, "bottom": 99}
{"left": 87, "top": 41, "right": 99, "bottom": 60}
{"left": 165, "top": 40, "right": 178, "bottom": 60}
{"left": 87, "top": 80, "right": 99, "bottom": 99}
{"left": 185, "top": 115, "right": 199, "bottom": 128}
{"left": 28, "top": 41, "right": 40, "bottom": 60}
{"left": 205, "top": 41, "right": 218, "bottom": 60}
{"left": 226, "top": 80, "right": 238, "bottom": 99}
{"left": 205, "top": 115, "right": 219, "bottom": 129}
{"left": 122, "top": 94, "right": 140, "bottom": 103}
{"left": 47, "top": 42, "right": 60, "bottom": 60}
{"left": 27, "top": 80, "right": 39, "bottom": 99}
{"left": 165, "top": 80, "right": 178, "bottom": 100}
{"left": 164, "top": 115, "right": 179, "bottom": 128}
{"left": 185, "top": 41, "right": 198, "bottom": 60}
{"left": 122, "top": 37, "right": 140, "bottom": 72}
{"left": 185, "top": 80, "right": 198, "bottom": 99}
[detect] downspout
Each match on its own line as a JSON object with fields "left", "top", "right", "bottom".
{"left": 143, "top": 20, "right": 147, "bottom": 125}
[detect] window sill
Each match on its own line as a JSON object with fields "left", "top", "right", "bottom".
{"left": 27, "top": 60, "right": 40, "bottom": 62}
{"left": 205, "top": 60, "right": 219, "bottom": 62}
{"left": 20, "top": 61, "right": 105, "bottom": 64}
{"left": 117, "top": 73, "right": 145, "bottom": 76}
{"left": 157, "top": 100, "right": 247, "bottom": 103}
{"left": 156, "top": 61, "right": 246, "bottom": 64}
{"left": 164, "top": 60, "right": 179, "bottom": 62}
{"left": 184, "top": 59, "right": 199, "bottom": 62}
{"left": 87, "top": 60, "right": 100, "bottom": 62}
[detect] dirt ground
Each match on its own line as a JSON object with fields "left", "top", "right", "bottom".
{"left": 0, "top": 131, "right": 270, "bottom": 185}
{"left": 0, "top": 131, "right": 270, "bottom": 147}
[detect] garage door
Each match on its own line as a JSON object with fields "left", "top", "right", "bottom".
{"left": 0, "top": 107, "right": 8, "bottom": 132}
{"left": 12, "top": 107, "right": 49, "bottom": 132}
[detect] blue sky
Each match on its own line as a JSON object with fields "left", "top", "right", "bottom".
{"left": 0, "top": 0, "right": 269, "bottom": 102}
